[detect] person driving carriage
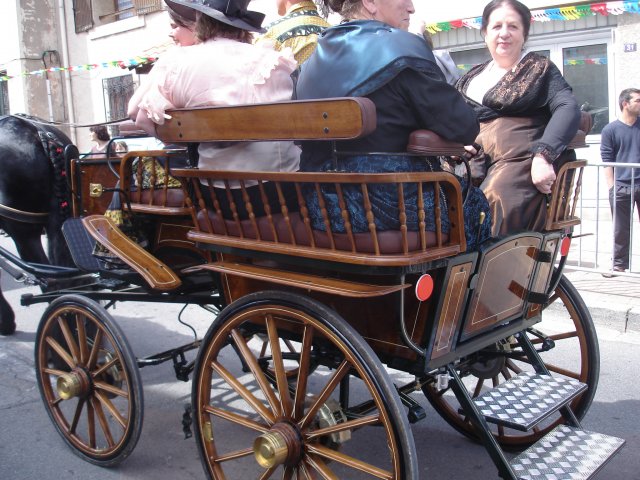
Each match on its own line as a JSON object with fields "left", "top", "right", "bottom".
{"left": 456, "top": 0, "right": 581, "bottom": 236}
{"left": 129, "top": 0, "right": 300, "bottom": 220}
{"left": 294, "top": 0, "right": 492, "bottom": 251}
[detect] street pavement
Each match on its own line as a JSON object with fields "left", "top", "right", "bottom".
{"left": 0, "top": 238, "right": 639, "bottom": 479}
{"left": 563, "top": 268, "right": 640, "bottom": 334}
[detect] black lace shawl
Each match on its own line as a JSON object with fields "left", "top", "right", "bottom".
{"left": 456, "top": 52, "right": 580, "bottom": 162}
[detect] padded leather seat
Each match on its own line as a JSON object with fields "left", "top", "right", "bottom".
{"left": 196, "top": 211, "right": 447, "bottom": 254}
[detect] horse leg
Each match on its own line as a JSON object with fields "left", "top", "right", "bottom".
{"left": 0, "top": 221, "right": 48, "bottom": 335}
{"left": 0, "top": 270, "right": 15, "bottom": 335}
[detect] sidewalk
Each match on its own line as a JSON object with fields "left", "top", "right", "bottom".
{"left": 563, "top": 269, "right": 640, "bottom": 333}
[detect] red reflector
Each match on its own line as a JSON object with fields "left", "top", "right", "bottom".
{"left": 415, "top": 274, "right": 434, "bottom": 302}
{"left": 560, "top": 237, "right": 571, "bottom": 257}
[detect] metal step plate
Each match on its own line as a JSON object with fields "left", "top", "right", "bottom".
{"left": 510, "top": 424, "right": 625, "bottom": 479}
{"left": 473, "top": 372, "right": 586, "bottom": 430}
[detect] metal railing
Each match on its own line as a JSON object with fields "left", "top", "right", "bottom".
{"left": 570, "top": 160, "right": 640, "bottom": 277}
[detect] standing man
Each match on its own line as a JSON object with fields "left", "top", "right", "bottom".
{"left": 601, "top": 88, "right": 640, "bottom": 274}
{"left": 259, "top": 0, "right": 330, "bottom": 64}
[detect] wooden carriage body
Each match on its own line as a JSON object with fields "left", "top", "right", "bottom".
{"left": 45, "top": 97, "right": 624, "bottom": 479}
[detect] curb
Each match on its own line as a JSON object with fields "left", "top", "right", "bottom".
{"left": 563, "top": 270, "right": 640, "bottom": 334}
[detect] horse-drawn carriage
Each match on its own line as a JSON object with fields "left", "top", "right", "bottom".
{"left": 0, "top": 98, "right": 625, "bottom": 479}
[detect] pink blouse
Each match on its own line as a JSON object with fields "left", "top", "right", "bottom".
{"left": 130, "top": 38, "right": 300, "bottom": 183}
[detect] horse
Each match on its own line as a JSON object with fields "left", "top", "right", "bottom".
{"left": 0, "top": 114, "right": 76, "bottom": 335}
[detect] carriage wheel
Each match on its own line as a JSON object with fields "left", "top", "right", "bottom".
{"left": 35, "top": 295, "right": 143, "bottom": 466}
{"left": 423, "top": 273, "right": 599, "bottom": 449}
{"left": 192, "top": 290, "right": 418, "bottom": 479}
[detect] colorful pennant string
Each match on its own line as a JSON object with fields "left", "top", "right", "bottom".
{"left": 425, "top": 1, "right": 640, "bottom": 34}
{"left": 0, "top": 56, "right": 157, "bottom": 83}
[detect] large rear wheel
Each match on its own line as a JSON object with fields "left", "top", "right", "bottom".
{"left": 35, "top": 295, "right": 143, "bottom": 466}
{"left": 192, "top": 290, "right": 418, "bottom": 479}
{"left": 423, "top": 273, "right": 599, "bottom": 449}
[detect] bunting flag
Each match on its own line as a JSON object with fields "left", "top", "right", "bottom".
{"left": 0, "top": 56, "right": 157, "bottom": 83}
{"left": 425, "top": 1, "right": 640, "bottom": 34}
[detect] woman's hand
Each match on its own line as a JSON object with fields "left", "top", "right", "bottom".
{"left": 531, "top": 155, "right": 556, "bottom": 194}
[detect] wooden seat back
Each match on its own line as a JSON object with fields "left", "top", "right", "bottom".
{"left": 119, "top": 150, "right": 191, "bottom": 215}
{"left": 172, "top": 169, "right": 466, "bottom": 267}
{"left": 155, "top": 97, "right": 377, "bottom": 143}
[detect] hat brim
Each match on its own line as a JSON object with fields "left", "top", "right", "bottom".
{"left": 164, "top": 0, "right": 266, "bottom": 33}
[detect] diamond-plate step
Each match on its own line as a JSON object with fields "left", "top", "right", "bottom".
{"left": 473, "top": 372, "right": 586, "bottom": 430}
{"left": 510, "top": 424, "right": 625, "bottom": 479}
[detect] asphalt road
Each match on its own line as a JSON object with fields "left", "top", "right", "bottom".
{"left": 1, "top": 259, "right": 639, "bottom": 479}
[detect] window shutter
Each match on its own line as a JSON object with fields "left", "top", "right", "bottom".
{"left": 73, "top": 0, "right": 93, "bottom": 33}
{"left": 133, "top": 0, "right": 162, "bottom": 15}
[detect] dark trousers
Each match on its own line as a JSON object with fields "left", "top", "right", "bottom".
{"left": 609, "top": 183, "right": 640, "bottom": 270}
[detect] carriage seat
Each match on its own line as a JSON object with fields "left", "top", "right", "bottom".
{"left": 159, "top": 98, "right": 469, "bottom": 267}
{"left": 119, "top": 151, "right": 190, "bottom": 215}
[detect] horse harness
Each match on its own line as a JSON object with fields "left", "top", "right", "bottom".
{"left": 0, "top": 117, "right": 69, "bottom": 223}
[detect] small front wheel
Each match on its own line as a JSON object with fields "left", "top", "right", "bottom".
{"left": 35, "top": 295, "right": 143, "bottom": 466}
{"left": 192, "top": 290, "right": 418, "bottom": 479}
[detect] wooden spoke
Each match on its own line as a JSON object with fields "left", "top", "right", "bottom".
{"left": 87, "top": 329, "right": 104, "bottom": 371}
{"left": 58, "top": 315, "right": 80, "bottom": 364}
{"left": 307, "top": 444, "right": 393, "bottom": 479}
{"left": 214, "top": 447, "right": 254, "bottom": 463}
{"left": 91, "top": 396, "right": 116, "bottom": 447}
{"left": 45, "top": 335, "right": 75, "bottom": 370}
{"left": 69, "top": 398, "right": 86, "bottom": 434}
{"left": 293, "top": 325, "right": 314, "bottom": 420}
{"left": 230, "top": 329, "right": 281, "bottom": 415}
{"left": 305, "top": 414, "right": 380, "bottom": 440}
{"left": 299, "top": 360, "right": 350, "bottom": 430}
{"left": 92, "top": 355, "right": 119, "bottom": 378}
{"left": 203, "top": 404, "right": 269, "bottom": 433}
{"left": 471, "top": 377, "right": 484, "bottom": 398}
{"left": 258, "top": 465, "right": 278, "bottom": 480}
{"left": 42, "top": 367, "right": 67, "bottom": 377}
{"left": 94, "top": 380, "right": 128, "bottom": 399}
{"left": 76, "top": 315, "right": 89, "bottom": 365}
{"left": 211, "top": 360, "right": 276, "bottom": 424}
{"left": 94, "top": 390, "right": 127, "bottom": 429}
{"left": 299, "top": 461, "right": 314, "bottom": 480}
{"left": 266, "top": 315, "right": 293, "bottom": 417}
{"left": 282, "top": 466, "right": 295, "bottom": 480}
{"left": 306, "top": 454, "right": 338, "bottom": 480}
{"left": 544, "top": 363, "right": 580, "bottom": 379}
{"left": 87, "top": 398, "right": 97, "bottom": 449}
{"left": 505, "top": 359, "right": 523, "bottom": 375}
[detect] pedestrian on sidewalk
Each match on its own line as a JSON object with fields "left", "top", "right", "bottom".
{"left": 601, "top": 87, "right": 640, "bottom": 274}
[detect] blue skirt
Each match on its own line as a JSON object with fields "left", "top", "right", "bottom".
{"left": 304, "top": 154, "right": 491, "bottom": 251}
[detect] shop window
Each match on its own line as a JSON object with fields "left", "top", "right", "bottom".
{"left": 562, "top": 44, "right": 609, "bottom": 135}
{"left": 0, "top": 73, "right": 9, "bottom": 115}
{"left": 102, "top": 75, "right": 135, "bottom": 135}
{"left": 450, "top": 48, "right": 491, "bottom": 74}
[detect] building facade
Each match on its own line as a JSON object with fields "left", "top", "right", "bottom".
{"left": 0, "top": 1, "right": 639, "bottom": 153}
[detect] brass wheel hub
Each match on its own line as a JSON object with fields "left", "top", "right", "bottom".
{"left": 57, "top": 369, "right": 91, "bottom": 400}
{"left": 253, "top": 422, "right": 302, "bottom": 469}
